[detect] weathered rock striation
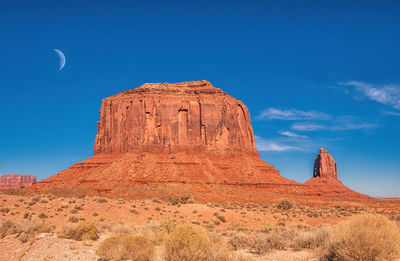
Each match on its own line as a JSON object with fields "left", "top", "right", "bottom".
{"left": 305, "top": 148, "right": 369, "bottom": 199}
{"left": 0, "top": 174, "right": 36, "bottom": 189}
{"left": 313, "top": 148, "right": 337, "bottom": 179}
{"left": 32, "top": 80, "right": 315, "bottom": 202}
{"left": 94, "top": 80, "right": 257, "bottom": 155}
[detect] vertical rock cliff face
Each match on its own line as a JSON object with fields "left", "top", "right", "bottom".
{"left": 94, "top": 80, "right": 257, "bottom": 155}
{"left": 313, "top": 148, "right": 337, "bottom": 179}
{"left": 0, "top": 174, "right": 36, "bottom": 189}
{"left": 32, "top": 81, "right": 315, "bottom": 202}
{"left": 305, "top": 148, "right": 369, "bottom": 199}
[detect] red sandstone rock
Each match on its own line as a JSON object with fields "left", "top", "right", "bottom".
{"left": 0, "top": 174, "right": 36, "bottom": 189}
{"left": 313, "top": 148, "right": 337, "bottom": 179}
{"left": 305, "top": 148, "right": 369, "bottom": 199}
{"left": 94, "top": 80, "right": 257, "bottom": 155}
{"left": 32, "top": 80, "right": 316, "bottom": 201}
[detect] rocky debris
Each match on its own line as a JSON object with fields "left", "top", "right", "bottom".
{"left": 32, "top": 80, "right": 316, "bottom": 201}
{"left": 0, "top": 234, "right": 100, "bottom": 261}
{"left": 313, "top": 148, "right": 337, "bottom": 179}
{"left": 0, "top": 174, "right": 36, "bottom": 189}
{"left": 305, "top": 148, "right": 369, "bottom": 199}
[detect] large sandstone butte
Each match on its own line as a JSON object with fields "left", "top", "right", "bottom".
{"left": 305, "top": 148, "right": 369, "bottom": 199}
{"left": 94, "top": 80, "right": 257, "bottom": 155}
{"left": 32, "top": 80, "right": 316, "bottom": 202}
{"left": 0, "top": 174, "right": 36, "bottom": 189}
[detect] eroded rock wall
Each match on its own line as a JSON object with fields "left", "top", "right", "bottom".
{"left": 94, "top": 80, "right": 257, "bottom": 155}
{"left": 0, "top": 174, "right": 36, "bottom": 189}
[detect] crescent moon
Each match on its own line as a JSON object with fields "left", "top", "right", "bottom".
{"left": 53, "top": 49, "right": 66, "bottom": 71}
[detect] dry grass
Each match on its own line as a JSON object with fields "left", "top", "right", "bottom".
{"left": 0, "top": 220, "right": 18, "bottom": 238}
{"left": 57, "top": 221, "right": 98, "bottom": 241}
{"left": 323, "top": 214, "right": 400, "bottom": 261}
{"left": 293, "top": 225, "right": 330, "bottom": 250}
{"left": 164, "top": 223, "right": 211, "bottom": 261}
{"left": 17, "top": 219, "right": 53, "bottom": 243}
{"left": 227, "top": 227, "right": 294, "bottom": 255}
{"left": 96, "top": 234, "right": 154, "bottom": 261}
{"left": 276, "top": 198, "right": 293, "bottom": 211}
{"left": 1, "top": 218, "right": 53, "bottom": 242}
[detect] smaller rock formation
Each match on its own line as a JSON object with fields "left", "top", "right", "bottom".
{"left": 0, "top": 174, "right": 37, "bottom": 189}
{"left": 313, "top": 148, "right": 337, "bottom": 179}
{"left": 305, "top": 148, "right": 369, "bottom": 198}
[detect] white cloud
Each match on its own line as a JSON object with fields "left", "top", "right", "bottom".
{"left": 291, "top": 123, "right": 327, "bottom": 131}
{"left": 383, "top": 111, "right": 400, "bottom": 116}
{"left": 254, "top": 136, "right": 301, "bottom": 152}
{"left": 330, "top": 116, "right": 377, "bottom": 130}
{"left": 291, "top": 121, "right": 376, "bottom": 132}
{"left": 257, "top": 108, "right": 330, "bottom": 121}
{"left": 331, "top": 122, "right": 377, "bottom": 130}
{"left": 278, "top": 130, "right": 308, "bottom": 139}
{"left": 340, "top": 81, "right": 400, "bottom": 110}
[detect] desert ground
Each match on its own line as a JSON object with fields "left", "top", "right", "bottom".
{"left": 1, "top": 191, "right": 399, "bottom": 261}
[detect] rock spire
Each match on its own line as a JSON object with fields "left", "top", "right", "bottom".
{"left": 313, "top": 148, "right": 337, "bottom": 179}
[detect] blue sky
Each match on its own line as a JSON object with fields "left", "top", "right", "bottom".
{"left": 0, "top": 1, "right": 399, "bottom": 197}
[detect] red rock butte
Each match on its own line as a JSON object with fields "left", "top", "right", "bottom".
{"left": 32, "top": 80, "right": 317, "bottom": 202}
{"left": 0, "top": 174, "right": 36, "bottom": 189}
{"left": 305, "top": 148, "right": 369, "bottom": 199}
{"left": 94, "top": 80, "right": 257, "bottom": 155}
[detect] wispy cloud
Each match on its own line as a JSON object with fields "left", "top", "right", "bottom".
{"left": 383, "top": 111, "right": 400, "bottom": 116}
{"left": 291, "top": 123, "right": 327, "bottom": 131}
{"left": 331, "top": 122, "right": 377, "bottom": 130}
{"left": 330, "top": 116, "right": 377, "bottom": 130}
{"left": 278, "top": 130, "right": 308, "bottom": 139}
{"left": 254, "top": 136, "right": 302, "bottom": 152}
{"left": 257, "top": 108, "right": 330, "bottom": 121}
{"left": 291, "top": 118, "right": 377, "bottom": 132}
{"left": 340, "top": 81, "right": 400, "bottom": 110}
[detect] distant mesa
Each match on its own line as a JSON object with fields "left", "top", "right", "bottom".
{"left": 31, "top": 80, "right": 315, "bottom": 201}
{"left": 305, "top": 148, "right": 369, "bottom": 199}
{"left": 0, "top": 174, "right": 37, "bottom": 189}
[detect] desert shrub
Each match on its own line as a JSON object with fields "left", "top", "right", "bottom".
{"left": 160, "top": 218, "right": 181, "bottom": 234}
{"left": 293, "top": 225, "right": 330, "bottom": 250}
{"left": 130, "top": 208, "right": 139, "bottom": 215}
{"left": 135, "top": 222, "right": 165, "bottom": 245}
{"left": 97, "top": 234, "right": 154, "bottom": 261}
{"left": 1, "top": 219, "right": 52, "bottom": 242}
{"left": 18, "top": 220, "right": 53, "bottom": 243}
{"left": 168, "top": 195, "right": 194, "bottom": 206}
{"left": 0, "top": 220, "right": 18, "bottom": 238}
{"left": 58, "top": 221, "right": 98, "bottom": 241}
{"left": 216, "top": 215, "right": 227, "bottom": 223}
{"left": 206, "top": 235, "right": 231, "bottom": 261}
{"left": 96, "top": 198, "right": 107, "bottom": 203}
{"left": 23, "top": 211, "right": 31, "bottom": 219}
{"left": 0, "top": 207, "right": 10, "bottom": 213}
{"left": 324, "top": 214, "right": 400, "bottom": 261}
{"left": 276, "top": 198, "right": 293, "bottom": 211}
{"left": 164, "top": 224, "right": 210, "bottom": 261}
{"left": 228, "top": 228, "right": 293, "bottom": 254}
{"left": 38, "top": 213, "right": 48, "bottom": 219}
{"left": 68, "top": 215, "right": 79, "bottom": 223}
{"left": 111, "top": 223, "right": 134, "bottom": 234}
